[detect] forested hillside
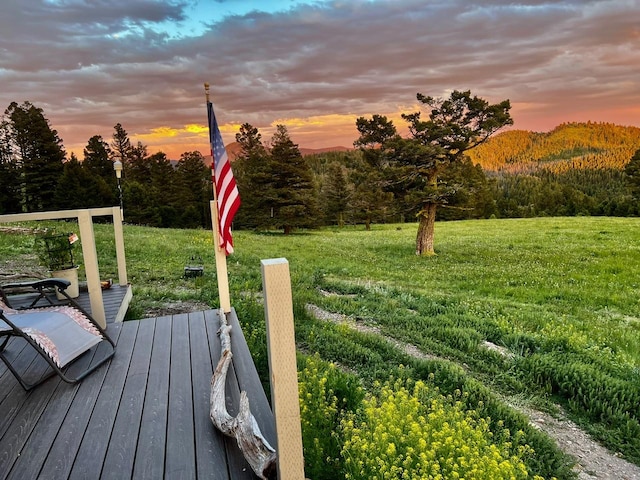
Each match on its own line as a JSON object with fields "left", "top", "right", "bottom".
{"left": 465, "top": 123, "right": 640, "bottom": 217}
{"left": 468, "top": 122, "right": 640, "bottom": 173}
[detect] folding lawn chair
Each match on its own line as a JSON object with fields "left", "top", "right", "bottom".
{"left": 0, "top": 278, "right": 115, "bottom": 391}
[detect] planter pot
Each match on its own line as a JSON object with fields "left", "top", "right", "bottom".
{"left": 50, "top": 266, "right": 80, "bottom": 299}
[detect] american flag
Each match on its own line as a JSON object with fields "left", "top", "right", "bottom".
{"left": 208, "top": 101, "right": 240, "bottom": 255}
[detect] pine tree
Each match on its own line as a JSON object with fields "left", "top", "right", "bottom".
{"left": 322, "top": 162, "right": 351, "bottom": 226}
{"left": 233, "top": 123, "right": 271, "bottom": 229}
{"left": 110, "top": 123, "right": 132, "bottom": 163}
{"left": 0, "top": 119, "right": 21, "bottom": 213}
{"left": 83, "top": 135, "right": 118, "bottom": 207}
{"left": 625, "top": 148, "right": 640, "bottom": 200}
{"left": 349, "top": 168, "right": 394, "bottom": 230}
{"left": 356, "top": 91, "right": 512, "bottom": 254}
{"left": 268, "top": 125, "right": 318, "bottom": 234}
{"left": 2, "top": 101, "right": 65, "bottom": 211}
{"left": 52, "top": 152, "right": 114, "bottom": 209}
{"left": 84, "top": 135, "right": 114, "bottom": 180}
{"left": 175, "top": 151, "right": 211, "bottom": 228}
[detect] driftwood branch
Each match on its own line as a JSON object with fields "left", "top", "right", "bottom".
{"left": 210, "top": 310, "right": 277, "bottom": 479}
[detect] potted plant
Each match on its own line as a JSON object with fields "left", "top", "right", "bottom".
{"left": 35, "top": 230, "right": 81, "bottom": 299}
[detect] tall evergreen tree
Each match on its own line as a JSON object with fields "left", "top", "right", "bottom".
{"left": 121, "top": 148, "right": 176, "bottom": 227}
{"left": 0, "top": 120, "right": 21, "bottom": 213}
{"left": 2, "top": 101, "right": 65, "bottom": 211}
{"left": 83, "top": 135, "right": 118, "bottom": 207}
{"left": 233, "top": 123, "right": 271, "bottom": 229}
{"left": 148, "top": 151, "right": 178, "bottom": 227}
{"left": 322, "top": 162, "right": 351, "bottom": 226}
{"left": 84, "top": 135, "right": 114, "bottom": 179}
{"left": 125, "top": 141, "right": 150, "bottom": 184}
{"left": 175, "top": 151, "right": 211, "bottom": 228}
{"left": 52, "top": 152, "right": 114, "bottom": 209}
{"left": 0, "top": 158, "right": 21, "bottom": 214}
{"left": 625, "top": 148, "right": 640, "bottom": 201}
{"left": 110, "top": 123, "right": 132, "bottom": 163}
{"left": 349, "top": 168, "right": 394, "bottom": 230}
{"left": 268, "top": 125, "right": 318, "bottom": 234}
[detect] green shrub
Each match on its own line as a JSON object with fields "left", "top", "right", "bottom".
{"left": 298, "top": 354, "right": 364, "bottom": 479}
{"left": 341, "top": 378, "right": 540, "bottom": 480}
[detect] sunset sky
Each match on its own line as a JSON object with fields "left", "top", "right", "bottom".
{"left": 1, "top": 0, "right": 639, "bottom": 160}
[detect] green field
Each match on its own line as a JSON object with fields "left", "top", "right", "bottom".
{"left": 2, "top": 216, "right": 639, "bottom": 479}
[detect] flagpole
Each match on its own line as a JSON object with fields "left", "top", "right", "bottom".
{"left": 205, "top": 82, "right": 232, "bottom": 313}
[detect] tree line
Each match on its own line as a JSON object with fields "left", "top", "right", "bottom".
{"left": 1, "top": 100, "right": 639, "bottom": 241}
{"left": 0, "top": 101, "right": 212, "bottom": 228}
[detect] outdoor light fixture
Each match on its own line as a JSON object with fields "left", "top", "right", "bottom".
{"left": 113, "top": 160, "right": 122, "bottom": 179}
{"left": 113, "top": 159, "right": 123, "bottom": 219}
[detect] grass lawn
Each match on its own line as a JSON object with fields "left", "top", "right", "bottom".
{"left": 2, "top": 216, "right": 639, "bottom": 478}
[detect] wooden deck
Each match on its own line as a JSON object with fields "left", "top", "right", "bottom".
{"left": 0, "top": 309, "right": 276, "bottom": 479}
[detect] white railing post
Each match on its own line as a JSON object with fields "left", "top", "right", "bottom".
{"left": 261, "top": 258, "right": 305, "bottom": 479}
{"left": 112, "top": 206, "right": 128, "bottom": 286}
{"left": 78, "top": 210, "right": 106, "bottom": 328}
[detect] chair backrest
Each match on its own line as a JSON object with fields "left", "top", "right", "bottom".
{"left": 3, "top": 307, "right": 103, "bottom": 368}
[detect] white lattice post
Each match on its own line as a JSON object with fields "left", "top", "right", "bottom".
{"left": 261, "top": 258, "right": 305, "bottom": 479}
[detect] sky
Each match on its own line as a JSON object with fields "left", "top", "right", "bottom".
{"left": 1, "top": 0, "right": 639, "bottom": 160}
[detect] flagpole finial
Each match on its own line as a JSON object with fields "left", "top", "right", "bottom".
{"left": 204, "top": 83, "right": 210, "bottom": 103}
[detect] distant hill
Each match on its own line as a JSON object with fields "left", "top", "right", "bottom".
{"left": 225, "top": 142, "right": 351, "bottom": 160}
{"left": 468, "top": 122, "right": 640, "bottom": 174}
{"left": 222, "top": 122, "right": 640, "bottom": 174}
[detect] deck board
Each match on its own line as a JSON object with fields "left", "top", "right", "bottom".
{"left": 165, "top": 313, "right": 197, "bottom": 479}
{"left": 0, "top": 309, "right": 274, "bottom": 480}
{"left": 189, "top": 311, "right": 230, "bottom": 479}
{"left": 67, "top": 321, "right": 134, "bottom": 480}
{"left": 131, "top": 315, "right": 171, "bottom": 480}
{"left": 101, "top": 318, "right": 154, "bottom": 480}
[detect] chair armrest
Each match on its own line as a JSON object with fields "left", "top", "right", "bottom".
{"left": 1, "top": 278, "right": 72, "bottom": 308}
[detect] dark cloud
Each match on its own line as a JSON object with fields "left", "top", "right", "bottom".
{"left": 0, "top": 0, "right": 638, "bottom": 156}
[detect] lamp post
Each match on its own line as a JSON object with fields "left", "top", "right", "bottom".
{"left": 113, "top": 159, "right": 123, "bottom": 220}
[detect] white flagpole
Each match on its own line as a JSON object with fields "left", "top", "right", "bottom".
{"left": 205, "top": 83, "right": 232, "bottom": 313}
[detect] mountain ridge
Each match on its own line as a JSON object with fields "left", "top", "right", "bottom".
{"left": 221, "top": 122, "right": 640, "bottom": 174}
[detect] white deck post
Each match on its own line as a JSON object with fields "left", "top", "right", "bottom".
{"left": 260, "top": 258, "right": 305, "bottom": 479}
{"left": 112, "top": 206, "right": 128, "bottom": 286}
{"left": 78, "top": 210, "right": 106, "bottom": 328}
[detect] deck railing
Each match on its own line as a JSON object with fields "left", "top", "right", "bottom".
{"left": 0, "top": 206, "right": 127, "bottom": 327}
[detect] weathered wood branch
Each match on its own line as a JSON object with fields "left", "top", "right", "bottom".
{"left": 210, "top": 310, "right": 277, "bottom": 480}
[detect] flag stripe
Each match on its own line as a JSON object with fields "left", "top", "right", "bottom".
{"left": 208, "top": 101, "right": 240, "bottom": 255}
